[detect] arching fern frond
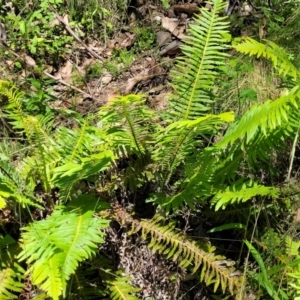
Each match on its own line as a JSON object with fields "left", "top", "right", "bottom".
{"left": 99, "top": 94, "right": 157, "bottom": 156}
{"left": 233, "top": 37, "right": 299, "bottom": 80}
{"left": 153, "top": 112, "right": 234, "bottom": 186}
{"left": 108, "top": 274, "right": 140, "bottom": 300}
{"left": 18, "top": 205, "right": 110, "bottom": 300}
{"left": 216, "top": 89, "right": 300, "bottom": 149}
{"left": 139, "top": 215, "right": 242, "bottom": 295}
{"left": 171, "top": 0, "right": 230, "bottom": 119}
{"left": 211, "top": 181, "right": 279, "bottom": 211}
{"left": 0, "top": 236, "right": 25, "bottom": 299}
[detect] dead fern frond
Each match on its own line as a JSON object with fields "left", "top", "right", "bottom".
{"left": 139, "top": 215, "right": 242, "bottom": 295}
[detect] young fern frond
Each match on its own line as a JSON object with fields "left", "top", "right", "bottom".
{"left": 139, "top": 215, "right": 242, "bottom": 295}
{"left": 0, "top": 237, "right": 25, "bottom": 299}
{"left": 211, "top": 181, "right": 279, "bottom": 211}
{"left": 154, "top": 112, "right": 234, "bottom": 186}
{"left": 171, "top": 0, "right": 230, "bottom": 119}
{"left": 154, "top": 0, "right": 231, "bottom": 189}
{"left": 99, "top": 94, "right": 157, "bottom": 156}
{"left": 234, "top": 38, "right": 299, "bottom": 80}
{"left": 108, "top": 275, "right": 140, "bottom": 300}
{"left": 18, "top": 205, "right": 110, "bottom": 300}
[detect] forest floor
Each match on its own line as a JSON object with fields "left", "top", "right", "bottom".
{"left": 1, "top": 0, "right": 297, "bottom": 299}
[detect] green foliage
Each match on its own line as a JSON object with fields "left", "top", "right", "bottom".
{"left": 133, "top": 27, "right": 156, "bottom": 52}
{"left": 233, "top": 37, "right": 299, "bottom": 80}
{"left": 3, "top": 0, "right": 73, "bottom": 60}
{"left": 18, "top": 204, "right": 109, "bottom": 299}
{"left": 2, "top": 0, "right": 300, "bottom": 298}
{"left": 171, "top": 0, "right": 230, "bottom": 119}
{"left": 0, "top": 236, "right": 25, "bottom": 299}
{"left": 108, "top": 274, "right": 141, "bottom": 300}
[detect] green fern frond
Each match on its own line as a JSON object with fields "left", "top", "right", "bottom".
{"left": 171, "top": 0, "right": 230, "bottom": 119}
{"left": 139, "top": 215, "right": 242, "bottom": 294}
{"left": 154, "top": 112, "right": 234, "bottom": 186}
{"left": 0, "top": 160, "right": 43, "bottom": 209}
{"left": 234, "top": 37, "right": 299, "bottom": 80}
{"left": 211, "top": 181, "right": 279, "bottom": 211}
{"left": 18, "top": 205, "right": 110, "bottom": 300}
{"left": 108, "top": 274, "right": 140, "bottom": 300}
{"left": 0, "top": 80, "right": 26, "bottom": 127}
{"left": 216, "top": 89, "right": 300, "bottom": 149}
{"left": 99, "top": 94, "right": 157, "bottom": 156}
{"left": 0, "top": 236, "right": 25, "bottom": 299}
{"left": 52, "top": 149, "right": 115, "bottom": 200}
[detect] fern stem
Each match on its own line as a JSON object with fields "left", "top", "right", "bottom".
{"left": 286, "top": 119, "right": 300, "bottom": 181}
{"left": 239, "top": 203, "right": 262, "bottom": 300}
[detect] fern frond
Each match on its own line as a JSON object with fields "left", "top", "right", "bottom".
{"left": 18, "top": 205, "right": 110, "bottom": 300}
{"left": 234, "top": 37, "right": 299, "bottom": 80}
{"left": 154, "top": 112, "right": 234, "bottom": 186}
{"left": 211, "top": 181, "right": 279, "bottom": 211}
{"left": 139, "top": 215, "right": 242, "bottom": 295}
{"left": 171, "top": 0, "right": 230, "bottom": 119}
{"left": 0, "top": 236, "right": 25, "bottom": 299}
{"left": 0, "top": 160, "right": 43, "bottom": 209}
{"left": 99, "top": 94, "right": 157, "bottom": 156}
{"left": 52, "top": 150, "right": 115, "bottom": 201}
{"left": 216, "top": 89, "right": 300, "bottom": 149}
{"left": 108, "top": 274, "right": 140, "bottom": 300}
{"left": 0, "top": 80, "right": 27, "bottom": 128}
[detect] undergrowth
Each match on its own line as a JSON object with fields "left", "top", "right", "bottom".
{"left": 1, "top": 0, "right": 300, "bottom": 299}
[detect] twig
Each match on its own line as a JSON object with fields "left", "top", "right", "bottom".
{"left": 51, "top": 9, "right": 104, "bottom": 62}
{"left": 43, "top": 71, "right": 94, "bottom": 99}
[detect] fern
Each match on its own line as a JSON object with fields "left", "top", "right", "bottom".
{"left": 99, "top": 94, "right": 157, "bottom": 156}
{"left": 233, "top": 37, "right": 299, "bottom": 80}
{"left": 171, "top": 0, "right": 230, "bottom": 119}
{"left": 0, "top": 236, "right": 25, "bottom": 299}
{"left": 216, "top": 89, "right": 300, "bottom": 149}
{"left": 0, "top": 159, "right": 43, "bottom": 209}
{"left": 139, "top": 215, "right": 242, "bottom": 295}
{"left": 152, "top": 0, "right": 232, "bottom": 188}
{"left": 153, "top": 112, "right": 234, "bottom": 186}
{"left": 211, "top": 181, "right": 279, "bottom": 211}
{"left": 108, "top": 274, "right": 140, "bottom": 300}
{"left": 17, "top": 204, "right": 110, "bottom": 300}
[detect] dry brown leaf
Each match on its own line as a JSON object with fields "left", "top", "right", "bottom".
{"left": 24, "top": 55, "right": 36, "bottom": 67}
{"left": 120, "top": 33, "right": 136, "bottom": 48}
{"left": 54, "top": 60, "right": 72, "bottom": 82}
{"left": 6, "top": 60, "right": 14, "bottom": 69}
{"left": 125, "top": 69, "right": 150, "bottom": 94}
{"left": 161, "top": 16, "right": 185, "bottom": 40}
{"left": 156, "top": 31, "right": 171, "bottom": 47}
{"left": 101, "top": 72, "right": 113, "bottom": 85}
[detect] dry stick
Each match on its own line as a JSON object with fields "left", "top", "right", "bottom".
{"left": 51, "top": 10, "right": 104, "bottom": 62}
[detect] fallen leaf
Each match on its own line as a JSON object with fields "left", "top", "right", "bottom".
{"left": 156, "top": 31, "right": 172, "bottom": 47}
{"left": 101, "top": 72, "right": 113, "bottom": 85}
{"left": 161, "top": 16, "right": 185, "bottom": 40}
{"left": 54, "top": 60, "right": 72, "bottom": 82}
{"left": 125, "top": 69, "right": 150, "bottom": 94}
